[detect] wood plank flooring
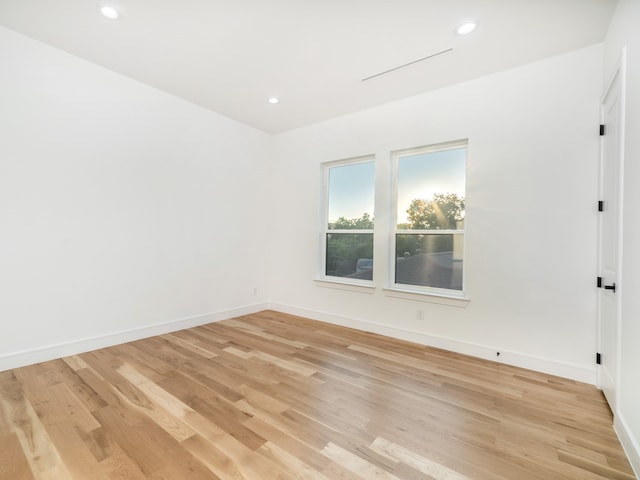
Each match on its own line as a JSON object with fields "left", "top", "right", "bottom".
{"left": 0, "top": 310, "right": 635, "bottom": 480}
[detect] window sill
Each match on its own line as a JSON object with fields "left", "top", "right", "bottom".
{"left": 382, "top": 287, "right": 470, "bottom": 308}
{"left": 314, "top": 278, "right": 376, "bottom": 294}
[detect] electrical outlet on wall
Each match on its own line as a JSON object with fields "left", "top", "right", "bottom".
{"left": 416, "top": 309, "right": 424, "bottom": 321}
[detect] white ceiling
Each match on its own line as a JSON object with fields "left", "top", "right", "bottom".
{"left": 0, "top": 0, "right": 617, "bottom": 134}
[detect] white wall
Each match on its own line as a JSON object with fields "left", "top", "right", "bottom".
{"left": 270, "top": 44, "right": 603, "bottom": 383}
{"left": 0, "top": 26, "right": 271, "bottom": 369}
{"left": 0, "top": 26, "right": 608, "bottom": 386}
{"left": 603, "top": 0, "right": 640, "bottom": 474}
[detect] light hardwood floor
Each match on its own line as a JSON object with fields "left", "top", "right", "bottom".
{"left": 0, "top": 310, "right": 635, "bottom": 480}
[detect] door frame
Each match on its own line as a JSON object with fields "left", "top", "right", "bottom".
{"left": 596, "top": 47, "right": 627, "bottom": 413}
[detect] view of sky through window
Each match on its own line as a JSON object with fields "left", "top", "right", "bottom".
{"left": 327, "top": 161, "right": 375, "bottom": 223}
{"left": 397, "top": 148, "right": 466, "bottom": 225}
{"left": 326, "top": 150, "right": 465, "bottom": 226}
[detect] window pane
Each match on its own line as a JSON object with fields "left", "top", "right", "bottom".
{"left": 328, "top": 162, "right": 375, "bottom": 229}
{"left": 397, "top": 148, "right": 465, "bottom": 229}
{"left": 395, "top": 234, "right": 463, "bottom": 290}
{"left": 326, "top": 233, "right": 373, "bottom": 280}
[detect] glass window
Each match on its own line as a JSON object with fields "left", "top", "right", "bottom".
{"left": 394, "top": 142, "right": 466, "bottom": 293}
{"left": 323, "top": 158, "right": 375, "bottom": 281}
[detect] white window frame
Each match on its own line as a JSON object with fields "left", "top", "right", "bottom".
{"left": 317, "top": 155, "right": 375, "bottom": 289}
{"left": 389, "top": 140, "right": 468, "bottom": 300}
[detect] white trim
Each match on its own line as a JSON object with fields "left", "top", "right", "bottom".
{"left": 614, "top": 413, "right": 640, "bottom": 478}
{"left": 0, "top": 302, "right": 268, "bottom": 372}
{"left": 390, "top": 138, "right": 469, "bottom": 158}
{"left": 322, "top": 154, "right": 376, "bottom": 169}
{"left": 267, "top": 302, "right": 596, "bottom": 384}
{"left": 396, "top": 229, "right": 462, "bottom": 235}
{"left": 314, "top": 278, "right": 376, "bottom": 294}
{"left": 326, "top": 229, "right": 373, "bottom": 234}
{"left": 382, "top": 287, "right": 469, "bottom": 307}
{"left": 615, "top": 47, "right": 627, "bottom": 412}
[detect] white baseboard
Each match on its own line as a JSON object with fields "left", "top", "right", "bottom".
{"left": 266, "top": 302, "right": 597, "bottom": 384}
{"left": 615, "top": 414, "right": 640, "bottom": 478}
{"left": 0, "top": 302, "right": 268, "bottom": 372}
{"left": 1, "top": 301, "right": 597, "bottom": 386}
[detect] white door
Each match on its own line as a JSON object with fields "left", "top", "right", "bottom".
{"left": 598, "top": 51, "right": 626, "bottom": 412}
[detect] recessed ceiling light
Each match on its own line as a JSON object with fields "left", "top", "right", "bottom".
{"left": 456, "top": 22, "right": 476, "bottom": 35}
{"left": 100, "top": 6, "right": 119, "bottom": 20}
{"left": 268, "top": 97, "right": 280, "bottom": 105}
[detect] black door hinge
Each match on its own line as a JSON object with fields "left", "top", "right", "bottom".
{"left": 596, "top": 352, "right": 602, "bottom": 365}
{"left": 598, "top": 201, "right": 604, "bottom": 212}
{"left": 600, "top": 124, "right": 606, "bottom": 136}
{"left": 597, "top": 276, "right": 602, "bottom": 288}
